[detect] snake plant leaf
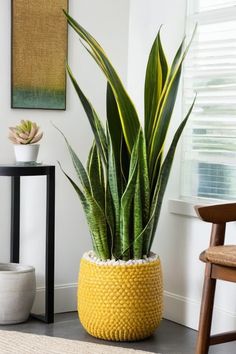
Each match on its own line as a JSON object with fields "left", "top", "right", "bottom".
{"left": 106, "top": 83, "right": 123, "bottom": 194}
{"left": 105, "top": 180, "right": 115, "bottom": 255}
{"left": 57, "top": 127, "right": 109, "bottom": 258}
{"left": 83, "top": 194, "right": 111, "bottom": 260}
{"left": 82, "top": 192, "right": 111, "bottom": 260}
{"left": 138, "top": 130, "right": 150, "bottom": 225}
{"left": 57, "top": 162, "right": 98, "bottom": 255}
{"left": 147, "top": 98, "right": 196, "bottom": 253}
{"left": 64, "top": 11, "right": 140, "bottom": 154}
{"left": 106, "top": 83, "right": 130, "bottom": 191}
{"left": 145, "top": 35, "right": 185, "bottom": 187}
{"left": 60, "top": 160, "right": 110, "bottom": 260}
{"left": 87, "top": 142, "right": 105, "bottom": 209}
{"left": 133, "top": 169, "right": 143, "bottom": 259}
{"left": 148, "top": 30, "right": 195, "bottom": 188}
{"left": 66, "top": 65, "right": 107, "bottom": 165}
{"left": 57, "top": 133, "right": 110, "bottom": 259}
{"left": 145, "top": 29, "right": 168, "bottom": 141}
{"left": 168, "top": 38, "right": 185, "bottom": 83}
{"left": 87, "top": 142, "right": 113, "bottom": 254}
{"left": 120, "top": 130, "right": 150, "bottom": 259}
{"left": 149, "top": 67, "right": 182, "bottom": 186}
{"left": 107, "top": 130, "right": 121, "bottom": 258}
{"left": 54, "top": 125, "right": 91, "bottom": 193}
{"left": 57, "top": 149, "right": 111, "bottom": 260}
{"left": 137, "top": 130, "right": 151, "bottom": 254}
{"left": 120, "top": 210, "right": 153, "bottom": 259}
{"left": 58, "top": 161, "right": 87, "bottom": 208}
{"left": 120, "top": 132, "right": 140, "bottom": 260}
{"left": 147, "top": 38, "right": 184, "bottom": 185}
{"left": 106, "top": 83, "right": 122, "bottom": 161}
{"left": 167, "top": 25, "right": 196, "bottom": 85}
{"left": 121, "top": 98, "right": 195, "bottom": 258}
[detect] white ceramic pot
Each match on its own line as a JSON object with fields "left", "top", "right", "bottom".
{"left": 0, "top": 263, "right": 36, "bottom": 324}
{"left": 14, "top": 144, "right": 40, "bottom": 163}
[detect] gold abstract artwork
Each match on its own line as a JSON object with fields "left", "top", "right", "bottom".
{"left": 12, "top": 0, "right": 68, "bottom": 109}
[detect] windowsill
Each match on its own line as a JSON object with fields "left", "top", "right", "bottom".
{"left": 168, "top": 197, "right": 229, "bottom": 218}
{"left": 168, "top": 198, "right": 199, "bottom": 218}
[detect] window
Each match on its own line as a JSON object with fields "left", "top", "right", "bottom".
{"left": 181, "top": 0, "right": 236, "bottom": 200}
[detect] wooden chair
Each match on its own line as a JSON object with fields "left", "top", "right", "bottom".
{"left": 195, "top": 203, "right": 236, "bottom": 354}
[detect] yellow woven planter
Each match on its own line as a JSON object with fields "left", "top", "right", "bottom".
{"left": 78, "top": 253, "right": 163, "bottom": 341}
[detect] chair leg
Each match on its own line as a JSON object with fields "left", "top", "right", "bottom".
{"left": 196, "top": 264, "right": 216, "bottom": 354}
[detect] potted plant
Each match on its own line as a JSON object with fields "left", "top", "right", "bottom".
{"left": 58, "top": 12, "right": 195, "bottom": 341}
{"left": 0, "top": 263, "right": 36, "bottom": 324}
{"left": 8, "top": 120, "right": 43, "bottom": 163}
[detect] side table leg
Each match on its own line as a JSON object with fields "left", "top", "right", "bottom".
{"left": 10, "top": 176, "right": 20, "bottom": 263}
{"left": 45, "top": 167, "right": 55, "bottom": 323}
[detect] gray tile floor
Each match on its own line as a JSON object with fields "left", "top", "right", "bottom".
{"left": 0, "top": 312, "right": 235, "bottom": 354}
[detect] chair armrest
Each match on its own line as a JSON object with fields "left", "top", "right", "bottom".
{"left": 195, "top": 203, "right": 236, "bottom": 223}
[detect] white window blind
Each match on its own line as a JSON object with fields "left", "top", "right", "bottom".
{"left": 181, "top": 1, "right": 236, "bottom": 200}
{"left": 199, "top": 0, "right": 236, "bottom": 11}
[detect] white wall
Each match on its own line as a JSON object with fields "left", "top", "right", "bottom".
{"left": 0, "top": 0, "right": 130, "bottom": 313}
{"left": 127, "top": 0, "right": 236, "bottom": 333}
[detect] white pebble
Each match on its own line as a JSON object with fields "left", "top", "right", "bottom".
{"left": 83, "top": 251, "right": 158, "bottom": 266}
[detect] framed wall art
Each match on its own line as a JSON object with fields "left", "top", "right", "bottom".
{"left": 11, "top": 0, "right": 68, "bottom": 110}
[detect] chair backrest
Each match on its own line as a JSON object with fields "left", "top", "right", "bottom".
{"left": 195, "top": 203, "right": 236, "bottom": 223}
{"left": 195, "top": 203, "right": 236, "bottom": 247}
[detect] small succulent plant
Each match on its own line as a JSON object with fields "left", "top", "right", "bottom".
{"left": 8, "top": 120, "right": 43, "bottom": 145}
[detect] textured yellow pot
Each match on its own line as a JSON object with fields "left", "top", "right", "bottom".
{"left": 78, "top": 253, "right": 163, "bottom": 341}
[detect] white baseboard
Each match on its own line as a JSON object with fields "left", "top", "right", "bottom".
{"left": 32, "top": 283, "right": 77, "bottom": 315}
{"left": 164, "top": 291, "right": 200, "bottom": 330}
{"left": 164, "top": 290, "right": 236, "bottom": 333}
{"left": 32, "top": 284, "right": 236, "bottom": 333}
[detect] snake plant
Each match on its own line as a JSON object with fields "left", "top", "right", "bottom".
{"left": 59, "top": 12, "right": 195, "bottom": 260}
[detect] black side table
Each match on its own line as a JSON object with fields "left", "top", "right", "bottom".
{"left": 0, "top": 164, "right": 55, "bottom": 324}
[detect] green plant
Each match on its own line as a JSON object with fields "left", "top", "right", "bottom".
{"left": 9, "top": 120, "right": 43, "bottom": 145}
{"left": 59, "top": 12, "right": 195, "bottom": 260}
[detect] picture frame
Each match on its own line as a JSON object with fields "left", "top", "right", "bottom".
{"left": 11, "top": 0, "right": 68, "bottom": 110}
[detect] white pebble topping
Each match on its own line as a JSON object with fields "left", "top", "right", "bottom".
{"left": 83, "top": 250, "right": 158, "bottom": 266}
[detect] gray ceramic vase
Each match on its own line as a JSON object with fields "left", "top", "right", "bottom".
{"left": 0, "top": 263, "right": 36, "bottom": 324}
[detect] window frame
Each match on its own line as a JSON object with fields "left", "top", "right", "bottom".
{"left": 179, "top": 0, "right": 236, "bottom": 203}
